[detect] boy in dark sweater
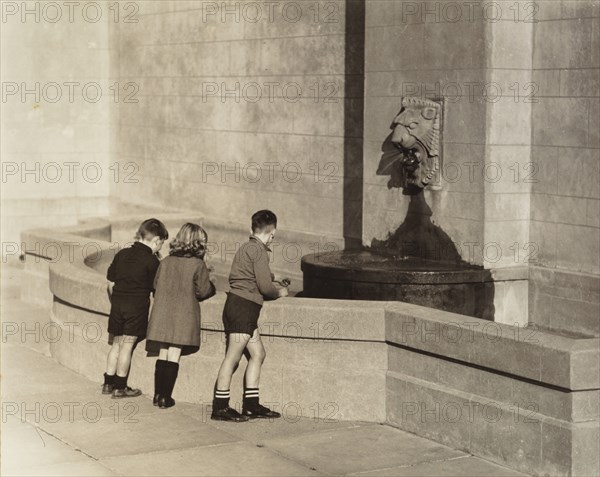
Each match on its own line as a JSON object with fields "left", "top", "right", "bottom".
{"left": 212, "top": 210, "right": 290, "bottom": 422}
{"left": 102, "top": 218, "right": 168, "bottom": 398}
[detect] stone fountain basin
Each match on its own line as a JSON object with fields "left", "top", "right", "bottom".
{"left": 302, "top": 250, "right": 495, "bottom": 319}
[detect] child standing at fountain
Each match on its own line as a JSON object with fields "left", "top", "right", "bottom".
{"left": 212, "top": 209, "right": 290, "bottom": 422}
{"left": 145, "top": 223, "right": 216, "bottom": 409}
{"left": 103, "top": 218, "right": 169, "bottom": 398}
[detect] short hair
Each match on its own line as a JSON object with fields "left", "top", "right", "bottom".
{"left": 251, "top": 210, "right": 277, "bottom": 233}
{"left": 135, "top": 218, "right": 169, "bottom": 241}
{"left": 169, "top": 223, "right": 208, "bottom": 259}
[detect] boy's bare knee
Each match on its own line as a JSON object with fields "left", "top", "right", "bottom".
{"left": 253, "top": 348, "right": 266, "bottom": 364}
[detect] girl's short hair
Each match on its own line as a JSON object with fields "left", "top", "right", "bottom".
{"left": 169, "top": 223, "right": 208, "bottom": 259}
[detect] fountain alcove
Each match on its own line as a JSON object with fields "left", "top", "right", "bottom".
{"left": 302, "top": 97, "right": 495, "bottom": 320}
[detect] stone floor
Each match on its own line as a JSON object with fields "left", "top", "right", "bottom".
{"left": 0, "top": 263, "right": 528, "bottom": 476}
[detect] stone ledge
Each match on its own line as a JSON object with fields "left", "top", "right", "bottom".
{"left": 385, "top": 302, "right": 600, "bottom": 391}
{"left": 387, "top": 370, "right": 600, "bottom": 477}
{"left": 529, "top": 265, "right": 600, "bottom": 337}
{"left": 489, "top": 266, "right": 529, "bottom": 282}
{"left": 388, "top": 346, "right": 600, "bottom": 424}
{"left": 23, "top": 209, "right": 338, "bottom": 306}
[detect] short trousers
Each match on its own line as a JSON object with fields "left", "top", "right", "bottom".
{"left": 222, "top": 292, "right": 262, "bottom": 336}
{"left": 108, "top": 296, "right": 150, "bottom": 340}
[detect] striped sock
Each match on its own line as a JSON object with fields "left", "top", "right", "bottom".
{"left": 243, "top": 387, "right": 259, "bottom": 410}
{"left": 214, "top": 389, "right": 230, "bottom": 411}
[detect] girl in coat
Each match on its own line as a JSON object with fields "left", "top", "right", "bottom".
{"left": 146, "top": 223, "right": 216, "bottom": 408}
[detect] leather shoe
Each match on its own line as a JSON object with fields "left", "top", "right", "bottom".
{"left": 102, "top": 384, "right": 114, "bottom": 395}
{"left": 153, "top": 394, "right": 160, "bottom": 406}
{"left": 112, "top": 386, "right": 142, "bottom": 399}
{"left": 242, "top": 404, "right": 281, "bottom": 419}
{"left": 158, "top": 396, "right": 175, "bottom": 409}
{"left": 211, "top": 407, "right": 249, "bottom": 422}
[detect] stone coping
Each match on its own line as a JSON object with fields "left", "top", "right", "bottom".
{"left": 530, "top": 265, "right": 600, "bottom": 299}
{"left": 385, "top": 302, "right": 600, "bottom": 391}
{"left": 24, "top": 210, "right": 337, "bottom": 287}
{"left": 23, "top": 213, "right": 600, "bottom": 393}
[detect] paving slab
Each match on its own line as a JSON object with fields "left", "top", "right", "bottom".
{"left": 101, "top": 441, "right": 324, "bottom": 477}
{"left": 1, "top": 344, "right": 156, "bottom": 423}
{"left": 1, "top": 419, "right": 92, "bottom": 471}
{"left": 5, "top": 386, "right": 159, "bottom": 427}
{"left": 350, "top": 455, "right": 529, "bottom": 476}
{"left": 177, "top": 400, "right": 367, "bottom": 444}
{"left": 262, "top": 424, "right": 466, "bottom": 475}
{"left": 43, "top": 409, "right": 241, "bottom": 459}
{"left": 1, "top": 345, "right": 97, "bottom": 398}
{"left": 3, "top": 460, "right": 118, "bottom": 477}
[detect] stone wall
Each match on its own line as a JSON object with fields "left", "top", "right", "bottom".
{"left": 386, "top": 303, "right": 600, "bottom": 477}
{"left": 363, "top": 0, "right": 487, "bottom": 262}
{"left": 529, "top": 1, "right": 600, "bottom": 336}
{"left": 1, "top": 1, "right": 114, "bottom": 247}
{"left": 363, "top": 1, "right": 599, "bottom": 332}
{"left": 363, "top": 0, "right": 536, "bottom": 325}
{"left": 110, "top": 0, "right": 357, "bottom": 256}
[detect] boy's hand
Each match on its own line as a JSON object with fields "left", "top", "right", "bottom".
{"left": 278, "top": 287, "right": 289, "bottom": 298}
{"left": 107, "top": 280, "right": 115, "bottom": 299}
{"left": 274, "top": 277, "right": 291, "bottom": 287}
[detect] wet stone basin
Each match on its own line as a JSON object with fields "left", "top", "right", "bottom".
{"left": 301, "top": 250, "right": 494, "bottom": 320}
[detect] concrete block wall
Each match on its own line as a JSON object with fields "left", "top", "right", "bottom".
{"left": 110, "top": 1, "right": 354, "bottom": 250}
{"left": 364, "top": 0, "right": 599, "bottom": 333}
{"left": 363, "top": 0, "right": 487, "bottom": 261}
{"left": 528, "top": 1, "right": 600, "bottom": 336}
{"left": 1, "top": 3, "right": 114, "bottom": 246}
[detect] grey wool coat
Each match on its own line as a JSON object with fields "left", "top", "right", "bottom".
{"left": 146, "top": 255, "right": 215, "bottom": 356}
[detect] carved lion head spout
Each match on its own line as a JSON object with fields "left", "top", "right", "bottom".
{"left": 390, "top": 97, "right": 442, "bottom": 190}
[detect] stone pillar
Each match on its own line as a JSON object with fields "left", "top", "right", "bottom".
{"left": 482, "top": 11, "right": 534, "bottom": 326}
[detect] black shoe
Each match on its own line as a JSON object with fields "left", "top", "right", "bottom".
{"left": 112, "top": 386, "right": 142, "bottom": 399}
{"left": 153, "top": 394, "right": 161, "bottom": 406}
{"left": 211, "top": 407, "right": 249, "bottom": 422}
{"left": 102, "top": 384, "right": 114, "bottom": 395}
{"left": 242, "top": 404, "right": 281, "bottom": 419}
{"left": 158, "top": 396, "right": 175, "bottom": 409}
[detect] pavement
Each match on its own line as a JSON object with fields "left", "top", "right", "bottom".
{"left": 0, "top": 263, "right": 528, "bottom": 477}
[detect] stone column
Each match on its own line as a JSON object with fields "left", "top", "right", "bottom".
{"left": 482, "top": 8, "right": 534, "bottom": 326}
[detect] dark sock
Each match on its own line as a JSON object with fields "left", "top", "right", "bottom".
{"left": 162, "top": 361, "right": 179, "bottom": 399}
{"left": 104, "top": 373, "right": 115, "bottom": 385}
{"left": 114, "top": 375, "right": 127, "bottom": 390}
{"left": 214, "top": 389, "right": 230, "bottom": 411}
{"left": 243, "top": 387, "right": 259, "bottom": 410}
{"left": 154, "top": 360, "right": 167, "bottom": 396}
